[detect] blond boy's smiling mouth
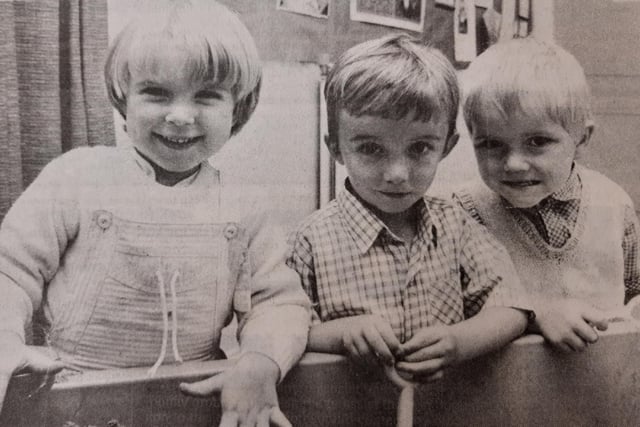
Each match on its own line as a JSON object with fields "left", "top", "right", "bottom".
{"left": 501, "top": 180, "right": 541, "bottom": 188}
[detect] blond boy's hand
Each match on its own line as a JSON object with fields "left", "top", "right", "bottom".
{"left": 180, "top": 352, "right": 290, "bottom": 427}
{"left": 394, "top": 325, "right": 458, "bottom": 382}
{"left": 0, "top": 331, "right": 64, "bottom": 414}
{"left": 339, "top": 315, "right": 401, "bottom": 367}
{"left": 533, "top": 298, "right": 609, "bottom": 352}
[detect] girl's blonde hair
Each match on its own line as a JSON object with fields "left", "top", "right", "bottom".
{"left": 324, "top": 33, "right": 460, "bottom": 150}
{"left": 104, "top": 0, "right": 261, "bottom": 135}
{"left": 463, "top": 37, "right": 592, "bottom": 138}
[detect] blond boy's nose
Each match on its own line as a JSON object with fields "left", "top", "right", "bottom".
{"left": 165, "top": 105, "right": 196, "bottom": 125}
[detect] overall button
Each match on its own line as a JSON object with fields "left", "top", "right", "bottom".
{"left": 223, "top": 223, "right": 238, "bottom": 240}
{"left": 95, "top": 211, "right": 113, "bottom": 230}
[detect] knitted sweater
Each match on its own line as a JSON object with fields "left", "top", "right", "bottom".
{"left": 0, "top": 146, "right": 310, "bottom": 375}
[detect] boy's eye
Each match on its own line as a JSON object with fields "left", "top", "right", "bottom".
{"left": 407, "top": 141, "right": 433, "bottom": 157}
{"left": 525, "top": 136, "right": 554, "bottom": 148}
{"left": 355, "top": 142, "right": 383, "bottom": 156}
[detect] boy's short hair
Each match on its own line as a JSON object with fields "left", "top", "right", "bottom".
{"left": 104, "top": 0, "right": 261, "bottom": 136}
{"left": 463, "top": 37, "right": 592, "bottom": 138}
{"left": 324, "top": 33, "right": 459, "bottom": 150}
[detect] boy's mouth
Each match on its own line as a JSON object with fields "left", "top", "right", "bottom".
{"left": 379, "top": 191, "right": 412, "bottom": 199}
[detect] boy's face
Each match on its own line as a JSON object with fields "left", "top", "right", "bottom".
{"left": 125, "top": 51, "right": 235, "bottom": 173}
{"left": 334, "top": 110, "right": 457, "bottom": 216}
{"left": 471, "top": 109, "right": 590, "bottom": 208}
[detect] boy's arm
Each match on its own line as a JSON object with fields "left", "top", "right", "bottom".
{"left": 397, "top": 306, "right": 527, "bottom": 380}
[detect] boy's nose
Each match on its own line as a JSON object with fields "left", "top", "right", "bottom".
{"left": 165, "top": 104, "right": 197, "bottom": 126}
{"left": 503, "top": 152, "right": 530, "bottom": 172}
{"left": 384, "top": 159, "right": 410, "bottom": 184}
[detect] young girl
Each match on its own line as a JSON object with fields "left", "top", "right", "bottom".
{"left": 0, "top": 1, "right": 309, "bottom": 425}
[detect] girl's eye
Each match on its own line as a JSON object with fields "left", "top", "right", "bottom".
{"left": 526, "top": 136, "right": 554, "bottom": 148}
{"left": 140, "top": 87, "right": 169, "bottom": 98}
{"left": 408, "top": 141, "right": 432, "bottom": 157}
{"left": 197, "top": 90, "right": 225, "bottom": 100}
{"left": 356, "top": 143, "right": 383, "bottom": 156}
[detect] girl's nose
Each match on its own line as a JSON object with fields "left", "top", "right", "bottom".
{"left": 504, "top": 151, "right": 530, "bottom": 172}
{"left": 384, "top": 158, "right": 410, "bottom": 184}
{"left": 165, "top": 104, "right": 197, "bottom": 126}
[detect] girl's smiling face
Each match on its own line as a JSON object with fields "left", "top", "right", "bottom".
{"left": 124, "top": 50, "right": 235, "bottom": 174}
{"left": 471, "top": 109, "right": 591, "bottom": 208}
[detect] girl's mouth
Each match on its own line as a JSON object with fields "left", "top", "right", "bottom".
{"left": 155, "top": 134, "right": 201, "bottom": 149}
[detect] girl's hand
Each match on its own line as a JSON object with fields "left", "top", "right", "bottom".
{"left": 0, "top": 332, "right": 64, "bottom": 414}
{"left": 180, "top": 352, "right": 290, "bottom": 427}
{"left": 395, "top": 325, "right": 459, "bottom": 382}
{"left": 533, "top": 299, "right": 609, "bottom": 352}
{"left": 340, "top": 315, "right": 401, "bottom": 367}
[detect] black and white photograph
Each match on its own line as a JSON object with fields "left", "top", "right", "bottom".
{"left": 1, "top": 0, "right": 639, "bottom": 426}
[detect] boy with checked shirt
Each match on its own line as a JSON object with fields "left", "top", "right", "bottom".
{"left": 287, "top": 34, "right": 532, "bottom": 382}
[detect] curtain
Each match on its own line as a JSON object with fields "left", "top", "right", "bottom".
{"left": 0, "top": 0, "right": 114, "bottom": 219}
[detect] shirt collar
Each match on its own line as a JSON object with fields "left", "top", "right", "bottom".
{"left": 336, "top": 179, "right": 436, "bottom": 254}
{"left": 130, "top": 147, "right": 201, "bottom": 187}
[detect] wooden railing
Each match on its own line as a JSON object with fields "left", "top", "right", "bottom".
{"left": 3, "top": 321, "right": 640, "bottom": 426}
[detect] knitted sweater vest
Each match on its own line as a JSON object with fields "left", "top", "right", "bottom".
{"left": 458, "top": 167, "right": 628, "bottom": 311}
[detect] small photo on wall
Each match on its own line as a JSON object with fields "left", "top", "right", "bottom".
{"left": 350, "top": 0, "right": 426, "bottom": 32}
{"left": 277, "top": 0, "right": 329, "bottom": 19}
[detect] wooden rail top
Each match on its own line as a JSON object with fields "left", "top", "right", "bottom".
{"left": 3, "top": 321, "right": 640, "bottom": 426}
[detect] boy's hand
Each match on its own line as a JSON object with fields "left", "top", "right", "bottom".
{"left": 180, "top": 352, "right": 290, "bottom": 427}
{"left": 0, "top": 331, "right": 64, "bottom": 414}
{"left": 340, "top": 315, "right": 401, "bottom": 367}
{"left": 533, "top": 299, "right": 609, "bottom": 352}
{"left": 395, "top": 325, "right": 458, "bottom": 382}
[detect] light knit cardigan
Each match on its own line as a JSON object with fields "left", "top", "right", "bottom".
{"left": 0, "top": 146, "right": 309, "bottom": 374}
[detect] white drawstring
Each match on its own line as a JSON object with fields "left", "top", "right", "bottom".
{"left": 148, "top": 268, "right": 182, "bottom": 377}
{"left": 169, "top": 270, "right": 183, "bottom": 363}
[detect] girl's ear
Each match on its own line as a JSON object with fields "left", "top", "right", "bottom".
{"left": 325, "top": 135, "right": 344, "bottom": 165}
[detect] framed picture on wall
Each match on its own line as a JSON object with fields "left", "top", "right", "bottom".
{"left": 276, "top": 0, "right": 329, "bottom": 19}
{"left": 350, "top": 0, "right": 426, "bottom": 32}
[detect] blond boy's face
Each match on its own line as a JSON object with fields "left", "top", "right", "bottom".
{"left": 125, "top": 51, "right": 235, "bottom": 173}
{"left": 471, "top": 109, "right": 589, "bottom": 208}
{"left": 334, "top": 110, "right": 456, "bottom": 216}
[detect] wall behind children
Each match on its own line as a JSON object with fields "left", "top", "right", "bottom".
{"left": 107, "top": 1, "right": 555, "bottom": 228}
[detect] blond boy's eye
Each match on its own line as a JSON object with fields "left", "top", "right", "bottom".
{"left": 526, "top": 136, "right": 553, "bottom": 148}
{"left": 474, "top": 138, "right": 500, "bottom": 150}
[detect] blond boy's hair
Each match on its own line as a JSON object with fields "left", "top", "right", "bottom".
{"left": 463, "top": 37, "right": 592, "bottom": 138}
{"left": 104, "top": 0, "right": 261, "bottom": 136}
{"left": 324, "top": 33, "right": 459, "bottom": 151}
